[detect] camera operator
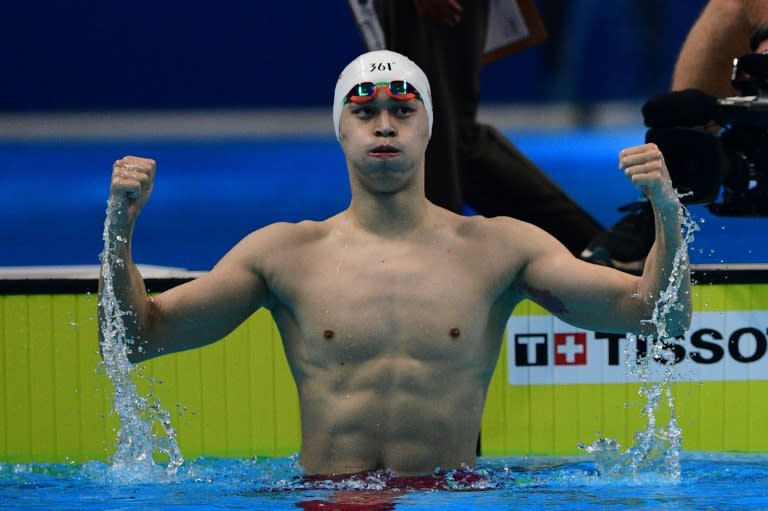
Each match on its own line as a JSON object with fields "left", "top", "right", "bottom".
{"left": 673, "top": 0, "right": 768, "bottom": 96}
{"left": 581, "top": 0, "right": 768, "bottom": 272}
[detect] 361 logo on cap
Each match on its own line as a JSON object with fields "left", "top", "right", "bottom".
{"left": 369, "top": 62, "right": 394, "bottom": 72}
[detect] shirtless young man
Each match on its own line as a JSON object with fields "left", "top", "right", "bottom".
{"left": 100, "top": 50, "right": 691, "bottom": 477}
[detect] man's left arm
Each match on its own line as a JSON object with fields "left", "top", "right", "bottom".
{"left": 626, "top": 144, "right": 692, "bottom": 338}
{"left": 519, "top": 144, "right": 691, "bottom": 338}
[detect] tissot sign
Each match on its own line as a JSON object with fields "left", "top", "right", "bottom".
{"left": 507, "top": 311, "right": 768, "bottom": 385}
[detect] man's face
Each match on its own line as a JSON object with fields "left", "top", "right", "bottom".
{"left": 338, "top": 86, "right": 430, "bottom": 192}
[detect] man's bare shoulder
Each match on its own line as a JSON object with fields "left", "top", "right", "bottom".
{"left": 446, "top": 212, "right": 570, "bottom": 275}
{"left": 239, "top": 215, "right": 340, "bottom": 249}
{"left": 213, "top": 216, "right": 342, "bottom": 273}
{"left": 451, "top": 212, "right": 547, "bottom": 245}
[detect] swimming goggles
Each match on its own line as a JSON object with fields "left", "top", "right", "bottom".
{"left": 344, "top": 80, "right": 422, "bottom": 104}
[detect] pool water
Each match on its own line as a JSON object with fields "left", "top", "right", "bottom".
{"left": 3, "top": 453, "right": 767, "bottom": 510}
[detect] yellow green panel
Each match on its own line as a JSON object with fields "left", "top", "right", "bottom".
{"left": 752, "top": 284, "right": 768, "bottom": 309}
{"left": 3, "top": 296, "right": 32, "bottom": 460}
{"left": 480, "top": 337, "right": 508, "bottom": 456}
{"left": 527, "top": 385, "right": 555, "bottom": 455}
{"left": 223, "top": 326, "right": 255, "bottom": 457}
{"left": 144, "top": 345, "right": 183, "bottom": 465}
{"left": 691, "top": 283, "right": 726, "bottom": 312}
{"left": 3, "top": 283, "right": 768, "bottom": 464}
{"left": 132, "top": 308, "right": 293, "bottom": 460}
{"left": 198, "top": 336, "right": 230, "bottom": 457}
{"left": 598, "top": 385, "right": 632, "bottom": 451}
{"left": 722, "top": 380, "right": 751, "bottom": 451}
{"left": 78, "top": 310, "right": 113, "bottom": 462}
{"left": 511, "top": 299, "right": 548, "bottom": 317}
{"left": 684, "top": 380, "right": 724, "bottom": 451}
{"left": 691, "top": 283, "right": 768, "bottom": 311}
{"left": 481, "top": 379, "right": 768, "bottom": 456}
{"left": 28, "top": 296, "right": 56, "bottom": 461}
{"left": 272, "top": 321, "right": 301, "bottom": 456}
{"left": 173, "top": 349, "right": 205, "bottom": 457}
{"left": 725, "top": 285, "right": 752, "bottom": 311}
{"left": 503, "top": 385, "right": 532, "bottom": 454}
{"left": 246, "top": 310, "right": 278, "bottom": 455}
{"left": 82, "top": 294, "right": 119, "bottom": 462}
{"left": 0, "top": 297, "right": 5, "bottom": 458}
{"left": 671, "top": 380, "right": 701, "bottom": 451}
{"left": 748, "top": 381, "right": 768, "bottom": 451}
{"left": 53, "top": 295, "right": 84, "bottom": 458}
{"left": 551, "top": 385, "right": 579, "bottom": 453}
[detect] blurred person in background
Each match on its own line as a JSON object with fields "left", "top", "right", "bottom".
{"left": 351, "top": 0, "right": 604, "bottom": 256}
{"left": 581, "top": 0, "right": 768, "bottom": 270}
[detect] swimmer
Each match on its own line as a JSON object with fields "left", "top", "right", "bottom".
{"left": 99, "top": 50, "right": 691, "bottom": 477}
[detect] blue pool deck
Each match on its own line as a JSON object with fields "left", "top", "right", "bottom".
{"left": 1, "top": 107, "right": 765, "bottom": 271}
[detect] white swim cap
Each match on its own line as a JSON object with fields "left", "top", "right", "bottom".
{"left": 333, "top": 50, "right": 433, "bottom": 140}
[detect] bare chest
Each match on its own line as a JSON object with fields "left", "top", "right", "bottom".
{"left": 268, "top": 239, "right": 503, "bottom": 365}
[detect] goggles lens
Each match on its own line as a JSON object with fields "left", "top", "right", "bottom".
{"left": 344, "top": 80, "right": 421, "bottom": 104}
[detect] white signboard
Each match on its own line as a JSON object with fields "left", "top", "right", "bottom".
{"left": 507, "top": 311, "right": 768, "bottom": 385}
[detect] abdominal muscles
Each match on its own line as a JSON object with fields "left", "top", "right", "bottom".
{"left": 297, "top": 354, "right": 486, "bottom": 475}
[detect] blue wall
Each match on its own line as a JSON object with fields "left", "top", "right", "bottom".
{"left": 10, "top": 1, "right": 760, "bottom": 271}
{"left": 2, "top": 1, "right": 706, "bottom": 111}
{"left": 3, "top": 132, "right": 765, "bottom": 270}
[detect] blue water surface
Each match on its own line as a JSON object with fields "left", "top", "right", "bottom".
{"left": 2, "top": 454, "right": 767, "bottom": 510}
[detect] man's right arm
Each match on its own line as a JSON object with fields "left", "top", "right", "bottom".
{"left": 98, "top": 156, "right": 270, "bottom": 363}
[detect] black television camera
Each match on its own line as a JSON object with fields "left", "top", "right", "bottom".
{"left": 642, "top": 53, "right": 768, "bottom": 216}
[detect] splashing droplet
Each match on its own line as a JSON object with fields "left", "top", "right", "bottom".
{"left": 580, "top": 200, "right": 698, "bottom": 483}
{"left": 98, "top": 197, "right": 184, "bottom": 483}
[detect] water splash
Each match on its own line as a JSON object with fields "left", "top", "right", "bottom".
{"left": 97, "top": 197, "right": 184, "bottom": 484}
{"left": 581, "top": 200, "right": 699, "bottom": 483}
{"left": 581, "top": 336, "right": 683, "bottom": 482}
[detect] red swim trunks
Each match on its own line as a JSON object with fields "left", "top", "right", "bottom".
{"left": 295, "top": 468, "right": 492, "bottom": 510}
